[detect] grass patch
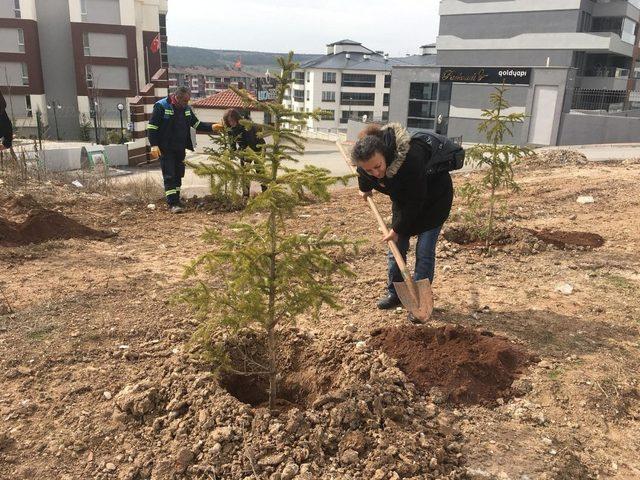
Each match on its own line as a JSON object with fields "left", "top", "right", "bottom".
{"left": 600, "top": 273, "right": 638, "bottom": 292}
{"left": 548, "top": 368, "right": 563, "bottom": 380}
{"left": 26, "top": 324, "right": 56, "bottom": 341}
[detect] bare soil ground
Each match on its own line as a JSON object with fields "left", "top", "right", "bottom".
{"left": 0, "top": 158, "right": 639, "bottom": 479}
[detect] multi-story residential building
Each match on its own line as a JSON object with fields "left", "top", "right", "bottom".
{"left": 169, "top": 66, "right": 257, "bottom": 99}
{"left": 285, "top": 40, "right": 425, "bottom": 132}
{"left": 0, "top": 0, "right": 168, "bottom": 141}
{"left": 436, "top": 0, "right": 640, "bottom": 110}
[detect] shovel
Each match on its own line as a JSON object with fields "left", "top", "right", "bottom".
{"left": 337, "top": 141, "right": 433, "bottom": 321}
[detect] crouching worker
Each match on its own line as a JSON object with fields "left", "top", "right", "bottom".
{"left": 222, "top": 108, "right": 267, "bottom": 199}
{"left": 352, "top": 123, "right": 458, "bottom": 318}
{"left": 147, "top": 86, "right": 216, "bottom": 213}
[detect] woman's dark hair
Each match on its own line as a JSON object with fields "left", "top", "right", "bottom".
{"left": 351, "top": 123, "right": 398, "bottom": 163}
{"left": 223, "top": 108, "right": 241, "bottom": 127}
{"left": 351, "top": 135, "right": 387, "bottom": 163}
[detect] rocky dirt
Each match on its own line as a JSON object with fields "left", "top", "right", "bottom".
{"left": 0, "top": 158, "right": 639, "bottom": 479}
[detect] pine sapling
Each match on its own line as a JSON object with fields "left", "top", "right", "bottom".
{"left": 182, "top": 53, "right": 354, "bottom": 410}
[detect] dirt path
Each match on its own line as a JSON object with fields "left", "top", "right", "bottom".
{"left": 0, "top": 160, "right": 639, "bottom": 479}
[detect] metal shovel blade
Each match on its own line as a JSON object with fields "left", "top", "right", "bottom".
{"left": 393, "top": 278, "right": 434, "bottom": 321}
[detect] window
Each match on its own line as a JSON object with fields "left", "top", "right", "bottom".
{"left": 25, "top": 95, "right": 32, "bottom": 117}
{"left": 21, "top": 62, "right": 28, "bottom": 85}
{"left": 306, "top": 90, "right": 310, "bottom": 101}
{"left": 306, "top": 71, "right": 310, "bottom": 83}
{"left": 14, "top": 0, "right": 21, "bottom": 18}
{"left": 407, "top": 82, "right": 439, "bottom": 131}
{"left": 80, "top": 0, "right": 88, "bottom": 21}
{"left": 410, "top": 82, "right": 438, "bottom": 101}
{"left": 382, "top": 111, "right": 389, "bottom": 121}
{"left": 384, "top": 75, "right": 391, "bottom": 88}
{"left": 85, "top": 65, "right": 93, "bottom": 88}
{"left": 82, "top": 32, "right": 91, "bottom": 56}
{"left": 408, "top": 101, "right": 437, "bottom": 118}
{"left": 578, "top": 11, "right": 591, "bottom": 33}
{"left": 17, "top": 28, "right": 25, "bottom": 53}
{"left": 383, "top": 93, "right": 390, "bottom": 106}
{"left": 341, "top": 73, "right": 376, "bottom": 88}
{"left": 322, "top": 72, "right": 336, "bottom": 84}
{"left": 322, "top": 91, "right": 335, "bottom": 102}
{"left": 320, "top": 109, "right": 335, "bottom": 120}
{"left": 340, "top": 92, "right": 375, "bottom": 106}
{"left": 293, "top": 89, "right": 304, "bottom": 102}
{"left": 294, "top": 71, "right": 305, "bottom": 85}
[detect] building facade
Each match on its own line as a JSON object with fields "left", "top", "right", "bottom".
{"left": 285, "top": 40, "right": 434, "bottom": 132}
{"left": 169, "top": 66, "right": 258, "bottom": 99}
{"left": 0, "top": 0, "right": 168, "bottom": 141}
{"left": 437, "top": 0, "right": 640, "bottom": 110}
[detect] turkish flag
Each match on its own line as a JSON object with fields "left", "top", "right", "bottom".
{"left": 150, "top": 34, "right": 160, "bottom": 54}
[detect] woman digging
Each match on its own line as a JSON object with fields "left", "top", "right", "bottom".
{"left": 352, "top": 123, "right": 454, "bottom": 323}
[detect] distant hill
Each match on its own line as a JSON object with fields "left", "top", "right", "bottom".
{"left": 168, "top": 45, "right": 321, "bottom": 74}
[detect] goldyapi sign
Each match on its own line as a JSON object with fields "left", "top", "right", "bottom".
{"left": 440, "top": 67, "right": 532, "bottom": 85}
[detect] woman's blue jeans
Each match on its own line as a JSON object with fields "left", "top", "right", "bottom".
{"left": 388, "top": 225, "right": 442, "bottom": 298}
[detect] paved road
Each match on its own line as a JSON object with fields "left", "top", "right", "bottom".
{"left": 115, "top": 140, "right": 640, "bottom": 199}
{"left": 117, "top": 139, "right": 355, "bottom": 198}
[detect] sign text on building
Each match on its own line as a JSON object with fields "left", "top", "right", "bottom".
{"left": 440, "top": 67, "right": 532, "bottom": 85}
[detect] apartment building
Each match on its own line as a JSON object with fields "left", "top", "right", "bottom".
{"left": 169, "top": 66, "right": 257, "bottom": 99}
{"left": 436, "top": 0, "right": 640, "bottom": 110}
{"left": 0, "top": 0, "right": 168, "bottom": 140}
{"left": 285, "top": 40, "right": 427, "bottom": 132}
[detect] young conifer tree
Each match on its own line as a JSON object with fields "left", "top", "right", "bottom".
{"left": 466, "top": 84, "right": 531, "bottom": 245}
{"left": 182, "top": 53, "right": 353, "bottom": 410}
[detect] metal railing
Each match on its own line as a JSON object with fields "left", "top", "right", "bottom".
{"left": 571, "top": 88, "right": 627, "bottom": 111}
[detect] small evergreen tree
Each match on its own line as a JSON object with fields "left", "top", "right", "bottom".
{"left": 182, "top": 53, "right": 354, "bottom": 410}
{"left": 189, "top": 125, "right": 246, "bottom": 208}
{"left": 79, "top": 114, "right": 92, "bottom": 142}
{"left": 466, "top": 84, "right": 532, "bottom": 245}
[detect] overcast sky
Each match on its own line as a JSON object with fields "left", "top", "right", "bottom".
{"left": 167, "top": 0, "right": 441, "bottom": 56}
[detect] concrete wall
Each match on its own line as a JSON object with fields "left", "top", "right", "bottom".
{"left": 439, "top": 10, "right": 580, "bottom": 39}
{"left": 0, "top": 27, "right": 22, "bottom": 53}
{"left": 91, "top": 65, "right": 129, "bottom": 90}
{"left": 87, "top": 32, "right": 127, "bottom": 58}
{"left": 84, "top": 0, "right": 120, "bottom": 24}
{"left": 2, "top": 94, "right": 28, "bottom": 117}
{"left": 437, "top": 50, "right": 575, "bottom": 68}
{"left": 389, "top": 65, "right": 576, "bottom": 146}
{"left": 36, "top": 0, "right": 81, "bottom": 140}
{"left": 0, "top": 61, "right": 24, "bottom": 86}
{"left": 96, "top": 96, "right": 126, "bottom": 120}
{"left": 558, "top": 113, "right": 640, "bottom": 145}
{"left": 389, "top": 67, "right": 441, "bottom": 126}
{"left": 0, "top": 0, "right": 15, "bottom": 17}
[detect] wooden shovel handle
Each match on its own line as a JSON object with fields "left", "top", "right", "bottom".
{"left": 337, "top": 141, "right": 414, "bottom": 285}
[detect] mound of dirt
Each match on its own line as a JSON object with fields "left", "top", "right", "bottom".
{"left": 527, "top": 229, "right": 605, "bottom": 250}
{"left": 0, "top": 208, "right": 112, "bottom": 246}
{"left": 369, "top": 324, "right": 535, "bottom": 405}
{"left": 523, "top": 149, "right": 589, "bottom": 169}
{"left": 103, "top": 329, "right": 468, "bottom": 479}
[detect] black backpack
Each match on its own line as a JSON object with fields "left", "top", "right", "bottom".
{"left": 410, "top": 131, "right": 465, "bottom": 175}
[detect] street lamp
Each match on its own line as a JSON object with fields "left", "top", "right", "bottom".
{"left": 117, "top": 103, "right": 125, "bottom": 144}
{"left": 46, "top": 101, "right": 62, "bottom": 141}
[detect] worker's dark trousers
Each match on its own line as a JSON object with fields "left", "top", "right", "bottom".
{"left": 160, "top": 149, "right": 186, "bottom": 206}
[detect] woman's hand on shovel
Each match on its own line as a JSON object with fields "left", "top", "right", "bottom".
{"left": 382, "top": 229, "right": 399, "bottom": 244}
{"left": 359, "top": 190, "right": 373, "bottom": 202}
